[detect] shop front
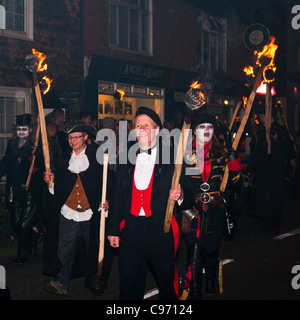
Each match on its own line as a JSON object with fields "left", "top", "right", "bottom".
{"left": 85, "top": 56, "right": 169, "bottom": 126}
{"left": 84, "top": 55, "right": 241, "bottom": 128}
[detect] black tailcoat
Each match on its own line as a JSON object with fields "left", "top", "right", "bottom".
{"left": 108, "top": 144, "right": 192, "bottom": 236}
{"left": 107, "top": 143, "right": 193, "bottom": 300}
{"left": 43, "top": 144, "right": 111, "bottom": 284}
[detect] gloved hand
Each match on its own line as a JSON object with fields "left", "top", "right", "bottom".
{"left": 227, "top": 146, "right": 238, "bottom": 162}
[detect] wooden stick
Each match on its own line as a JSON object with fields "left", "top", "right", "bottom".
{"left": 164, "top": 113, "right": 191, "bottom": 233}
{"left": 220, "top": 66, "right": 264, "bottom": 192}
{"left": 97, "top": 153, "right": 109, "bottom": 277}
{"left": 265, "top": 83, "right": 272, "bottom": 155}
{"left": 33, "top": 73, "right": 52, "bottom": 188}
{"left": 277, "top": 108, "right": 298, "bottom": 155}
{"left": 25, "top": 119, "right": 40, "bottom": 190}
{"left": 229, "top": 101, "right": 242, "bottom": 131}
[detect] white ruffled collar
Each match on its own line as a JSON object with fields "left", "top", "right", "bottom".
{"left": 68, "top": 147, "right": 89, "bottom": 174}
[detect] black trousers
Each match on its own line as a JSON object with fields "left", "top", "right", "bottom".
{"left": 186, "top": 203, "right": 225, "bottom": 299}
{"left": 55, "top": 215, "right": 90, "bottom": 289}
{"left": 118, "top": 215, "right": 179, "bottom": 300}
{"left": 7, "top": 186, "right": 37, "bottom": 259}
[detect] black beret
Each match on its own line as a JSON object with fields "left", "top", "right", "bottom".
{"left": 135, "top": 106, "right": 163, "bottom": 129}
{"left": 192, "top": 112, "right": 218, "bottom": 130}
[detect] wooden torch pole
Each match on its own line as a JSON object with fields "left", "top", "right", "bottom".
{"left": 33, "top": 73, "right": 52, "bottom": 188}
{"left": 220, "top": 66, "right": 264, "bottom": 192}
{"left": 25, "top": 118, "right": 40, "bottom": 190}
{"left": 97, "top": 153, "right": 109, "bottom": 277}
{"left": 265, "top": 82, "right": 272, "bottom": 155}
{"left": 164, "top": 113, "right": 191, "bottom": 233}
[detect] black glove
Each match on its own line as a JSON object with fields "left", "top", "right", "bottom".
{"left": 228, "top": 147, "right": 238, "bottom": 162}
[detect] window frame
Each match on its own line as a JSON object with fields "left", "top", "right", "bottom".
{"left": 109, "top": 0, "right": 153, "bottom": 56}
{"left": 197, "top": 10, "right": 227, "bottom": 72}
{"left": 0, "top": 86, "right": 31, "bottom": 135}
{"left": 0, "top": 0, "right": 34, "bottom": 41}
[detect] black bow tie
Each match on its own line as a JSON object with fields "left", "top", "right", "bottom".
{"left": 137, "top": 147, "right": 152, "bottom": 155}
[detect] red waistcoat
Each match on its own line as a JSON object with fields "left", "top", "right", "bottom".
{"left": 130, "top": 167, "right": 155, "bottom": 217}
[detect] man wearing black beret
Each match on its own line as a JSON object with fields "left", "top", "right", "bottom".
{"left": 107, "top": 106, "right": 192, "bottom": 300}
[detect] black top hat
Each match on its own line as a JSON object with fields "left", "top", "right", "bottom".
{"left": 16, "top": 114, "right": 32, "bottom": 126}
{"left": 64, "top": 121, "right": 96, "bottom": 134}
{"left": 135, "top": 106, "right": 163, "bottom": 129}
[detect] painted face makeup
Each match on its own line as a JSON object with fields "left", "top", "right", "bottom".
{"left": 195, "top": 123, "right": 214, "bottom": 145}
{"left": 16, "top": 126, "right": 30, "bottom": 139}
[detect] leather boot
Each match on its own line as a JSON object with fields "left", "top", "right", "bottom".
{"left": 188, "top": 243, "right": 203, "bottom": 300}
{"left": 204, "top": 253, "right": 218, "bottom": 295}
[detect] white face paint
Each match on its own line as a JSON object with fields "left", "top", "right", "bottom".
{"left": 195, "top": 123, "right": 214, "bottom": 145}
{"left": 16, "top": 126, "right": 30, "bottom": 139}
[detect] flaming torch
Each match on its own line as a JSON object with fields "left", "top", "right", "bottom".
{"left": 256, "top": 36, "right": 278, "bottom": 154}
{"left": 220, "top": 37, "right": 278, "bottom": 192}
{"left": 164, "top": 81, "right": 206, "bottom": 233}
{"left": 25, "top": 49, "right": 53, "bottom": 187}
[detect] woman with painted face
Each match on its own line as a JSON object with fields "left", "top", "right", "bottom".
{"left": 181, "top": 112, "right": 241, "bottom": 300}
{"left": 0, "top": 114, "right": 42, "bottom": 265}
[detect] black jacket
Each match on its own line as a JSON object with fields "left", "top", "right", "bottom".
{"left": 107, "top": 144, "right": 193, "bottom": 236}
{"left": 51, "top": 144, "right": 109, "bottom": 214}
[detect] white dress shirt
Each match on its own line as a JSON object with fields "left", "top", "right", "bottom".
{"left": 50, "top": 147, "right": 94, "bottom": 222}
{"left": 134, "top": 147, "right": 157, "bottom": 216}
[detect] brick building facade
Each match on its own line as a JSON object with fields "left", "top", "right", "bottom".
{"left": 0, "top": 0, "right": 299, "bottom": 159}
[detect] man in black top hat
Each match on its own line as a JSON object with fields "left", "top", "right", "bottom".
{"left": 43, "top": 122, "right": 110, "bottom": 295}
{"left": 107, "top": 106, "right": 192, "bottom": 300}
{"left": 0, "top": 114, "right": 43, "bottom": 265}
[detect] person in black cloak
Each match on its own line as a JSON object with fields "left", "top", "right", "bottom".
{"left": 247, "top": 107, "right": 297, "bottom": 235}
{"left": 0, "top": 114, "right": 43, "bottom": 265}
{"left": 42, "top": 122, "right": 110, "bottom": 295}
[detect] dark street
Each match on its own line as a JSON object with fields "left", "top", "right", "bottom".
{"left": 1, "top": 181, "right": 300, "bottom": 302}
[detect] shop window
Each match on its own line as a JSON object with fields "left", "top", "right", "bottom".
{"left": 109, "top": 0, "right": 152, "bottom": 55}
{"left": 98, "top": 81, "right": 163, "bottom": 122}
{"left": 197, "top": 10, "right": 227, "bottom": 72}
{"left": 0, "top": 0, "right": 33, "bottom": 40}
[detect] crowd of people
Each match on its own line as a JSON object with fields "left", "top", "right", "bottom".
{"left": 0, "top": 97, "right": 298, "bottom": 300}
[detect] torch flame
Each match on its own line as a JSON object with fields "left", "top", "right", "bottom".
{"left": 190, "top": 81, "right": 202, "bottom": 89}
{"left": 254, "top": 36, "right": 278, "bottom": 83}
{"left": 42, "top": 76, "right": 53, "bottom": 95}
{"left": 244, "top": 66, "right": 255, "bottom": 78}
{"left": 254, "top": 36, "right": 278, "bottom": 67}
{"left": 243, "top": 96, "right": 248, "bottom": 109}
{"left": 117, "top": 90, "right": 125, "bottom": 100}
{"left": 190, "top": 81, "right": 206, "bottom": 104}
{"left": 32, "top": 48, "right": 48, "bottom": 72}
